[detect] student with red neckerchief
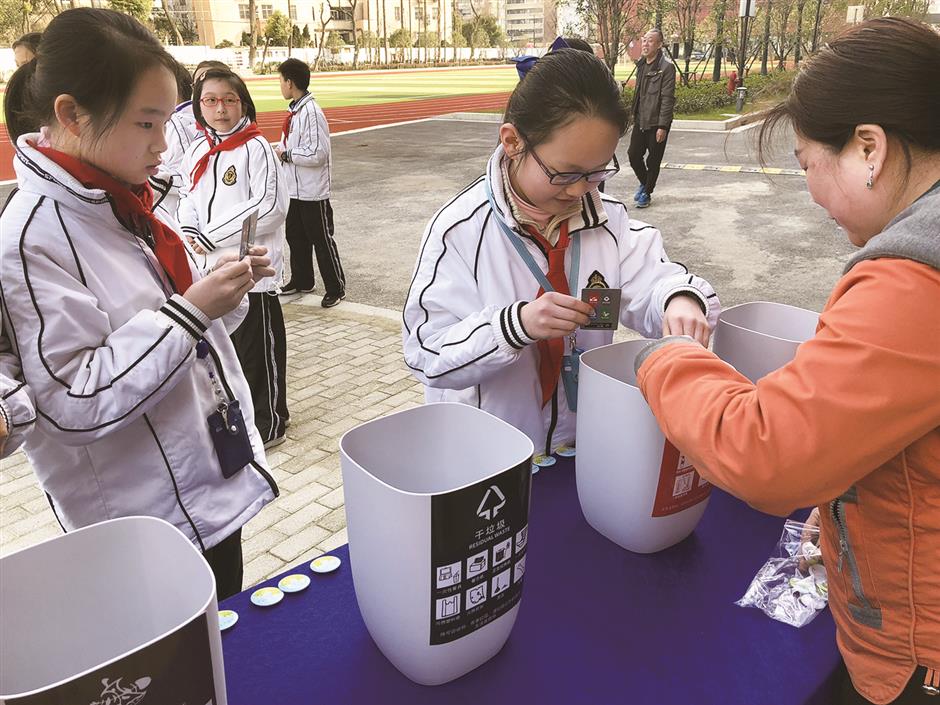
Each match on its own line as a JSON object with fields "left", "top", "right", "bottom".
{"left": 1, "top": 8, "right": 278, "bottom": 599}
{"left": 178, "top": 69, "right": 291, "bottom": 450}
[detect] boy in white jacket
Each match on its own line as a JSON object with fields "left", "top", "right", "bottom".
{"left": 275, "top": 58, "right": 346, "bottom": 308}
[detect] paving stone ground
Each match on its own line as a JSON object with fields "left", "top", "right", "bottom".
{"left": 0, "top": 297, "right": 424, "bottom": 589}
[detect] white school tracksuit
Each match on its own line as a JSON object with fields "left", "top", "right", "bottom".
{"left": 403, "top": 146, "right": 721, "bottom": 456}
{"left": 151, "top": 100, "right": 200, "bottom": 221}
{"left": 278, "top": 91, "right": 346, "bottom": 297}
{"left": 0, "top": 134, "right": 277, "bottom": 550}
{"left": 178, "top": 116, "right": 291, "bottom": 443}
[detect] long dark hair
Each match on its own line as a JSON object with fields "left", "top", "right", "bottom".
{"left": 503, "top": 48, "right": 630, "bottom": 151}
{"left": 4, "top": 8, "right": 178, "bottom": 142}
{"left": 758, "top": 17, "right": 940, "bottom": 164}
{"left": 192, "top": 69, "right": 257, "bottom": 128}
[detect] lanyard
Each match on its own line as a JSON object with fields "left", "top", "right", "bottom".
{"left": 485, "top": 181, "right": 580, "bottom": 294}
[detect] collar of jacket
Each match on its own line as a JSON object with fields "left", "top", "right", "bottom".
{"left": 484, "top": 145, "right": 608, "bottom": 241}
{"left": 206, "top": 116, "right": 251, "bottom": 143}
{"left": 289, "top": 92, "right": 313, "bottom": 113}
{"left": 845, "top": 178, "right": 940, "bottom": 274}
{"left": 13, "top": 132, "right": 133, "bottom": 228}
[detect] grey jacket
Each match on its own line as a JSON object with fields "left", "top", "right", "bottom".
{"left": 631, "top": 51, "right": 677, "bottom": 131}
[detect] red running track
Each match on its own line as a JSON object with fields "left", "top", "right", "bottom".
{"left": 0, "top": 91, "right": 509, "bottom": 182}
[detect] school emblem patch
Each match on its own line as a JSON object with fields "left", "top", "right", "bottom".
{"left": 222, "top": 165, "right": 237, "bottom": 186}
{"left": 586, "top": 270, "right": 609, "bottom": 289}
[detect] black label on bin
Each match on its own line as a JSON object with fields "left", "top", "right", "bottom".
{"left": 7, "top": 612, "right": 216, "bottom": 705}
{"left": 429, "top": 458, "right": 532, "bottom": 645}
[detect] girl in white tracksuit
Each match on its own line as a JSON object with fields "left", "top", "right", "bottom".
{"left": 0, "top": 8, "right": 276, "bottom": 599}
{"left": 178, "top": 69, "right": 290, "bottom": 447}
{"left": 403, "top": 49, "right": 720, "bottom": 462}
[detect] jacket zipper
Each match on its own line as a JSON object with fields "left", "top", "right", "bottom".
{"left": 830, "top": 495, "right": 880, "bottom": 627}
{"left": 205, "top": 341, "right": 280, "bottom": 498}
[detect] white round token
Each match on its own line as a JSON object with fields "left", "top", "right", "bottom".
{"left": 532, "top": 453, "right": 557, "bottom": 468}
{"left": 218, "top": 609, "right": 239, "bottom": 631}
{"left": 310, "top": 555, "right": 342, "bottom": 574}
{"left": 278, "top": 573, "right": 311, "bottom": 593}
{"left": 250, "top": 586, "right": 284, "bottom": 607}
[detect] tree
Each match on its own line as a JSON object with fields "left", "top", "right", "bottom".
{"left": 154, "top": 0, "right": 184, "bottom": 45}
{"left": 760, "top": 0, "right": 772, "bottom": 74}
{"left": 261, "top": 9, "right": 291, "bottom": 67}
{"left": 711, "top": 0, "right": 729, "bottom": 82}
{"left": 314, "top": 1, "right": 333, "bottom": 70}
{"left": 572, "top": 0, "right": 642, "bottom": 74}
{"left": 109, "top": 0, "right": 149, "bottom": 22}
{"left": 390, "top": 27, "right": 411, "bottom": 60}
{"left": 302, "top": 23, "right": 312, "bottom": 47}
{"left": 673, "top": 0, "right": 702, "bottom": 82}
{"left": 381, "top": 0, "right": 389, "bottom": 66}
{"left": 290, "top": 22, "right": 302, "bottom": 53}
{"left": 347, "top": 0, "right": 361, "bottom": 68}
{"left": 450, "top": 0, "right": 466, "bottom": 63}
{"left": 249, "top": 0, "right": 258, "bottom": 69}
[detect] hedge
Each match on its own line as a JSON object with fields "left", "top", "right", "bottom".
{"left": 622, "top": 69, "right": 796, "bottom": 116}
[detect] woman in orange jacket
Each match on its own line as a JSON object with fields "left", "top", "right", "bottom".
{"left": 634, "top": 17, "right": 940, "bottom": 705}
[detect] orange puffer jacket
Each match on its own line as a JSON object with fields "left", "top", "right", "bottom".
{"left": 635, "top": 186, "right": 940, "bottom": 704}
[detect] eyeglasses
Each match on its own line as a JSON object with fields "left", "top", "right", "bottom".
{"left": 200, "top": 97, "right": 241, "bottom": 108}
{"left": 517, "top": 129, "right": 620, "bottom": 185}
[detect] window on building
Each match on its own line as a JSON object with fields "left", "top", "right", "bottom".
{"left": 330, "top": 6, "right": 353, "bottom": 20}
{"left": 394, "top": 6, "right": 401, "bottom": 20}
{"left": 239, "top": 3, "right": 250, "bottom": 19}
{"left": 261, "top": 3, "right": 274, "bottom": 19}
{"left": 289, "top": 4, "right": 297, "bottom": 19}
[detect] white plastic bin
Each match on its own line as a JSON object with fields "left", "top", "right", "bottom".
{"left": 0, "top": 516, "right": 225, "bottom": 704}
{"left": 340, "top": 402, "right": 534, "bottom": 685}
{"left": 576, "top": 340, "right": 712, "bottom": 554}
{"left": 712, "top": 301, "right": 819, "bottom": 382}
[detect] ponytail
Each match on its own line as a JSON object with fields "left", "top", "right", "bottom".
{"left": 5, "top": 60, "right": 39, "bottom": 142}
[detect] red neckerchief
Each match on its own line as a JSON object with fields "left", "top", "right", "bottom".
{"left": 524, "top": 221, "right": 571, "bottom": 407}
{"left": 34, "top": 144, "right": 193, "bottom": 294}
{"left": 190, "top": 122, "right": 263, "bottom": 188}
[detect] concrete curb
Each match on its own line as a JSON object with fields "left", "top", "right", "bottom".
{"left": 672, "top": 111, "right": 764, "bottom": 131}
{"left": 282, "top": 294, "right": 403, "bottom": 324}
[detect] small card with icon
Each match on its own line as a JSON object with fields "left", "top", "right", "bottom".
{"left": 580, "top": 288, "right": 621, "bottom": 330}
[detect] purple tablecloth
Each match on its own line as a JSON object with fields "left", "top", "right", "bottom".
{"left": 221, "top": 458, "right": 840, "bottom": 704}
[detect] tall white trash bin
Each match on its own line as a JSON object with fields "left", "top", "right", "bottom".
{"left": 576, "top": 340, "right": 712, "bottom": 554}
{"left": 712, "top": 301, "right": 819, "bottom": 382}
{"left": 340, "top": 402, "right": 534, "bottom": 686}
{"left": 0, "top": 516, "right": 225, "bottom": 704}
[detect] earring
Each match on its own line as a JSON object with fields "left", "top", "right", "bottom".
{"left": 866, "top": 164, "right": 874, "bottom": 190}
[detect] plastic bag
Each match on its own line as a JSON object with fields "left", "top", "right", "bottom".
{"left": 735, "top": 519, "right": 828, "bottom": 628}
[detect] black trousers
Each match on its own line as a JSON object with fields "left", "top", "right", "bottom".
{"left": 837, "top": 662, "right": 937, "bottom": 704}
{"left": 627, "top": 125, "right": 669, "bottom": 195}
{"left": 230, "top": 291, "right": 288, "bottom": 443}
{"left": 203, "top": 528, "right": 243, "bottom": 601}
{"left": 285, "top": 198, "right": 346, "bottom": 297}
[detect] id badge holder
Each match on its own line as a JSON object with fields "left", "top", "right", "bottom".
{"left": 198, "top": 339, "right": 255, "bottom": 479}
{"left": 561, "top": 334, "right": 583, "bottom": 413}
{"left": 208, "top": 400, "right": 255, "bottom": 479}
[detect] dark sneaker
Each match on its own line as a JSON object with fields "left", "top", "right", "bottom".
{"left": 321, "top": 292, "right": 346, "bottom": 308}
{"left": 635, "top": 192, "right": 652, "bottom": 208}
{"left": 634, "top": 184, "right": 646, "bottom": 202}
{"left": 280, "top": 281, "right": 314, "bottom": 296}
{"left": 263, "top": 435, "right": 286, "bottom": 450}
